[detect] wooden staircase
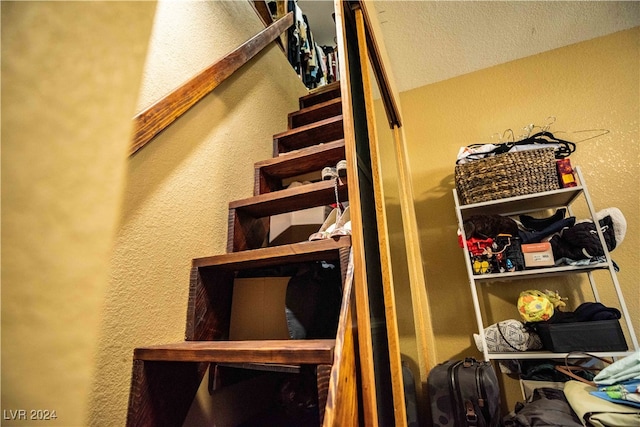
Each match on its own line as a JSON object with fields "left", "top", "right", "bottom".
{"left": 126, "top": 82, "right": 358, "bottom": 426}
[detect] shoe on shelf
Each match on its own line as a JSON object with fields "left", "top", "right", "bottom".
{"left": 322, "top": 160, "right": 347, "bottom": 181}
{"left": 330, "top": 206, "right": 351, "bottom": 238}
{"left": 287, "top": 180, "right": 312, "bottom": 189}
{"left": 322, "top": 167, "right": 337, "bottom": 180}
{"left": 309, "top": 208, "right": 340, "bottom": 241}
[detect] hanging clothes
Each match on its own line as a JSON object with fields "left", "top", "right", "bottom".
{"left": 286, "top": 0, "right": 338, "bottom": 89}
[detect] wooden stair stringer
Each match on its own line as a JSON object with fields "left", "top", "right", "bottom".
{"left": 321, "top": 247, "right": 359, "bottom": 427}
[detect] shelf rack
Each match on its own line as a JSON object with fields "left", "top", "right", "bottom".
{"left": 454, "top": 166, "right": 639, "bottom": 361}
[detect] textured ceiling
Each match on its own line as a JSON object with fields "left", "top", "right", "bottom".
{"left": 297, "top": 0, "right": 339, "bottom": 46}
{"left": 298, "top": 1, "right": 640, "bottom": 93}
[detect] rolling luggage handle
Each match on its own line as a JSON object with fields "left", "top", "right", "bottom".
{"left": 463, "top": 357, "right": 478, "bottom": 367}
{"left": 465, "top": 400, "right": 478, "bottom": 426}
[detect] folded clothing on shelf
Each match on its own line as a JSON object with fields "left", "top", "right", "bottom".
{"left": 549, "top": 207, "right": 627, "bottom": 261}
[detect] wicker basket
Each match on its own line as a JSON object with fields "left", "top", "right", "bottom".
{"left": 455, "top": 148, "right": 560, "bottom": 205}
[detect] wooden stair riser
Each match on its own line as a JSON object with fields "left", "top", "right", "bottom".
{"left": 299, "top": 82, "right": 341, "bottom": 109}
{"left": 256, "top": 170, "right": 283, "bottom": 197}
{"left": 316, "top": 364, "right": 332, "bottom": 426}
{"left": 289, "top": 98, "right": 343, "bottom": 129}
{"left": 235, "top": 180, "right": 349, "bottom": 218}
{"left": 273, "top": 116, "right": 344, "bottom": 156}
{"left": 228, "top": 182, "right": 349, "bottom": 252}
{"left": 255, "top": 140, "right": 346, "bottom": 195}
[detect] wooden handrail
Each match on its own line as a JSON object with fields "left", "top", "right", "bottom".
{"left": 353, "top": 1, "right": 401, "bottom": 129}
{"left": 250, "top": 1, "right": 286, "bottom": 53}
{"left": 130, "top": 11, "right": 294, "bottom": 156}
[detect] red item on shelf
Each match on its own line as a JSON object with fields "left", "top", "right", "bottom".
{"left": 556, "top": 158, "right": 577, "bottom": 188}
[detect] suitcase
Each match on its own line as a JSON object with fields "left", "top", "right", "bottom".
{"left": 402, "top": 361, "right": 419, "bottom": 427}
{"left": 428, "top": 357, "right": 501, "bottom": 427}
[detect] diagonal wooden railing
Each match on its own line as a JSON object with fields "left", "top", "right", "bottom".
{"left": 355, "top": 0, "right": 401, "bottom": 128}
{"left": 129, "top": 11, "right": 293, "bottom": 156}
{"left": 332, "top": 1, "right": 436, "bottom": 426}
{"left": 353, "top": 0, "right": 436, "bottom": 374}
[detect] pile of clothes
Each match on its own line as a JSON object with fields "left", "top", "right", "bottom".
{"left": 504, "top": 351, "right": 640, "bottom": 426}
{"left": 460, "top": 206, "right": 627, "bottom": 271}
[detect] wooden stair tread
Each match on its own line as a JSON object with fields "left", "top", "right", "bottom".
{"left": 134, "top": 339, "right": 336, "bottom": 364}
{"left": 291, "top": 97, "right": 341, "bottom": 117}
{"left": 232, "top": 179, "right": 348, "bottom": 218}
{"left": 274, "top": 115, "right": 344, "bottom": 155}
{"left": 256, "top": 139, "right": 345, "bottom": 180}
{"left": 299, "top": 81, "right": 341, "bottom": 108}
{"left": 289, "top": 98, "right": 342, "bottom": 128}
{"left": 193, "top": 236, "right": 351, "bottom": 270}
{"left": 307, "top": 80, "right": 340, "bottom": 96}
{"left": 274, "top": 115, "right": 343, "bottom": 140}
{"left": 216, "top": 362, "right": 302, "bottom": 373}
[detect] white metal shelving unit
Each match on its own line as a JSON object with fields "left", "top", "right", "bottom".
{"left": 454, "top": 166, "right": 639, "bottom": 362}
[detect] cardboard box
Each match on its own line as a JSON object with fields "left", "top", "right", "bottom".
{"left": 229, "top": 277, "right": 290, "bottom": 340}
{"left": 522, "top": 242, "right": 554, "bottom": 268}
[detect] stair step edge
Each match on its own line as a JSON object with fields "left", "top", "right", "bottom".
{"left": 134, "top": 339, "right": 336, "bottom": 365}
{"left": 254, "top": 140, "right": 346, "bottom": 195}
{"left": 299, "top": 82, "right": 341, "bottom": 108}
{"left": 289, "top": 97, "right": 342, "bottom": 118}
{"left": 193, "top": 237, "right": 351, "bottom": 269}
{"left": 256, "top": 139, "right": 346, "bottom": 169}
{"left": 231, "top": 180, "right": 348, "bottom": 218}
{"left": 306, "top": 81, "right": 340, "bottom": 96}
{"left": 274, "top": 115, "right": 343, "bottom": 139}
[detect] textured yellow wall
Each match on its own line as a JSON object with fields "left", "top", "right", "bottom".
{"left": 396, "top": 27, "right": 639, "bottom": 406}
{"left": 1, "top": 2, "right": 156, "bottom": 426}
{"left": 87, "top": 1, "right": 307, "bottom": 426}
